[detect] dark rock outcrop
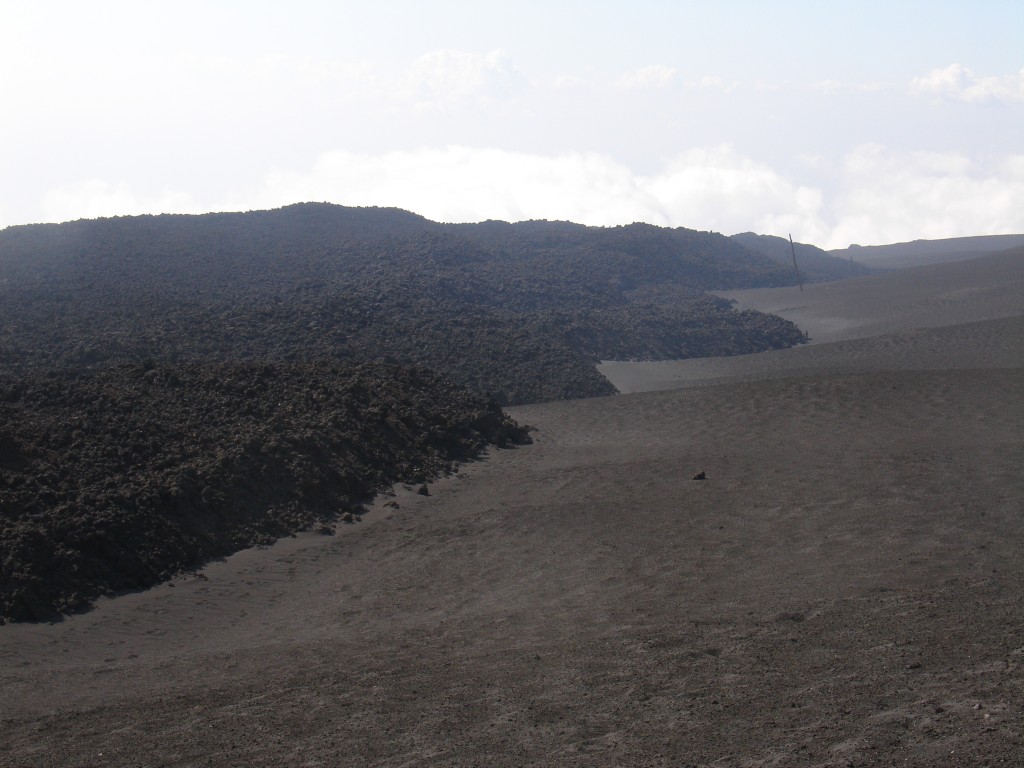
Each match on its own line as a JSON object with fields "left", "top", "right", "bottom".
{"left": 0, "top": 205, "right": 809, "bottom": 405}
{"left": 0, "top": 361, "right": 529, "bottom": 622}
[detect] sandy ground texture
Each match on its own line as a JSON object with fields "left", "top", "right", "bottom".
{"left": 2, "top": 250, "right": 1023, "bottom": 767}
{"left": 600, "top": 248, "right": 1024, "bottom": 393}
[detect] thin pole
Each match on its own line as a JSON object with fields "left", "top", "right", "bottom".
{"left": 789, "top": 233, "right": 804, "bottom": 292}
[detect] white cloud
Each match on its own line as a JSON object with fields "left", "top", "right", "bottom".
{"left": 911, "top": 64, "right": 1024, "bottom": 104}
{"left": 42, "top": 180, "right": 200, "bottom": 223}
{"left": 406, "top": 49, "right": 524, "bottom": 105}
{"left": 614, "top": 64, "right": 679, "bottom": 91}
{"left": 828, "top": 145, "right": 1024, "bottom": 248}
{"left": 26, "top": 145, "right": 1024, "bottom": 253}
{"left": 243, "top": 143, "right": 1024, "bottom": 250}
{"left": 232, "top": 144, "right": 832, "bottom": 243}
{"left": 551, "top": 73, "right": 589, "bottom": 89}
{"left": 237, "top": 147, "right": 664, "bottom": 226}
{"left": 638, "top": 145, "right": 827, "bottom": 242}
{"left": 809, "top": 79, "right": 888, "bottom": 95}
{"left": 811, "top": 79, "right": 843, "bottom": 94}
{"left": 175, "top": 51, "right": 377, "bottom": 92}
{"left": 690, "top": 75, "right": 741, "bottom": 92}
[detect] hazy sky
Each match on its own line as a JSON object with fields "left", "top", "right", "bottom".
{"left": 3, "top": 1, "right": 1022, "bottom": 248}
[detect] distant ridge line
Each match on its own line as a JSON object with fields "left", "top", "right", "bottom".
{"left": 830, "top": 233, "right": 1024, "bottom": 269}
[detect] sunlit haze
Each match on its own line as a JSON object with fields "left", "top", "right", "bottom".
{"left": 3, "top": 0, "right": 1022, "bottom": 248}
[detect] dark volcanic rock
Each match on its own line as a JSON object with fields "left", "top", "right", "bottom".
{"left": 0, "top": 360, "right": 529, "bottom": 622}
{"left": 0, "top": 204, "right": 814, "bottom": 622}
{"left": 0, "top": 204, "right": 809, "bottom": 404}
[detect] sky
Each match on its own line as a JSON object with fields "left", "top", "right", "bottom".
{"left": 2, "top": 0, "right": 1022, "bottom": 249}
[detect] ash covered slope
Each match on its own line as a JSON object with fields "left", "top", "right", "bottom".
{"left": 0, "top": 204, "right": 807, "bottom": 404}
{"left": 0, "top": 361, "right": 529, "bottom": 622}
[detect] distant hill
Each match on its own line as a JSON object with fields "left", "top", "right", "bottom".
{"left": 829, "top": 234, "right": 1024, "bottom": 269}
{"left": 0, "top": 203, "right": 808, "bottom": 405}
{"left": 731, "top": 233, "right": 875, "bottom": 282}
